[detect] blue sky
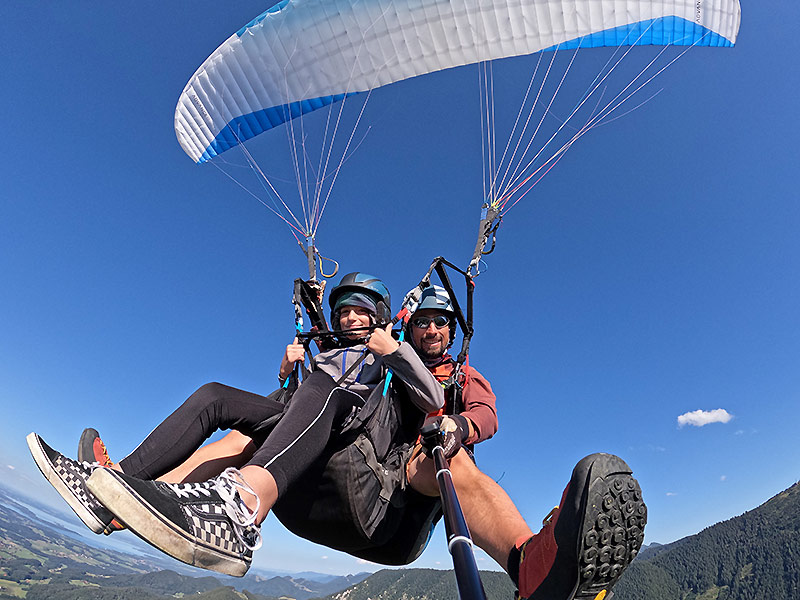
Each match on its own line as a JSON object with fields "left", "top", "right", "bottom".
{"left": 2, "top": 1, "right": 799, "bottom": 577}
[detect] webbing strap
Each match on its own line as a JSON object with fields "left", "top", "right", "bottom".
{"left": 335, "top": 349, "right": 369, "bottom": 386}
{"left": 416, "top": 256, "right": 475, "bottom": 370}
{"left": 291, "top": 278, "right": 305, "bottom": 335}
{"left": 295, "top": 279, "right": 330, "bottom": 334}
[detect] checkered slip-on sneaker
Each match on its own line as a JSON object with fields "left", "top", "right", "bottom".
{"left": 87, "top": 467, "right": 261, "bottom": 577}
{"left": 26, "top": 432, "right": 117, "bottom": 535}
{"left": 517, "top": 453, "right": 647, "bottom": 600}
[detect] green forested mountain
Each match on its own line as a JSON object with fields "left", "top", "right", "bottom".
{"left": 321, "top": 568, "right": 516, "bottom": 600}
{"left": 613, "top": 481, "right": 800, "bottom": 600}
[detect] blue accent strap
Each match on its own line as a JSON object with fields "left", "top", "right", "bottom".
{"left": 382, "top": 329, "right": 405, "bottom": 397}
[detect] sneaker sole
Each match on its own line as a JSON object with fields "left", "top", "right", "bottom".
{"left": 102, "top": 518, "right": 126, "bottom": 536}
{"left": 26, "top": 433, "right": 106, "bottom": 535}
{"left": 77, "top": 427, "right": 100, "bottom": 464}
{"left": 569, "top": 453, "right": 647, "bottom": 600}
{"left": 87, "top": 468, "right": 249, "bottom": 577}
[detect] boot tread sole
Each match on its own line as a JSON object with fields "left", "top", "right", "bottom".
{"left": 573, "top": 462, "right": 646, "bottom": 599}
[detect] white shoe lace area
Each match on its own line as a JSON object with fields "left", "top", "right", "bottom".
{"left": 213, "top": 468, "right": 263, "bottom": 552}
{"left": 166, "top": 482, "right": 213, "bottom": 499}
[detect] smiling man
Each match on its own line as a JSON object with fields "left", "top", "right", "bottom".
{"left": 404, "top": 285, "right": 497, "bottom": 447}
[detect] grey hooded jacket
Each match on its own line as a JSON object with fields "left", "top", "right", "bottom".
{"left": 312, "top": 341, "right": 444, "bottom": 414}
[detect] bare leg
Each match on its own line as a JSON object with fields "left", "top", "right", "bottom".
{"left": 106, "top": 430, "right": 255, "bottom": 485}
{"left": 407, "top": 447, "right": 533, "bottom": 569}
{"left": 239, "top": 464, "right": 279, "bottom": 524}
{"left": 157, "top": 430, "right": 256, "bottom": 483}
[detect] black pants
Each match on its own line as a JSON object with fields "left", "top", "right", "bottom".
{"left": 118, "top": 372, "right": 363, "bottom": 495}
{"left": 244, "top": 370, "right": 364, "bottom": 494}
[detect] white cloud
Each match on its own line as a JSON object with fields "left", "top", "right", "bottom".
{"left": 321, "top": 556, "right": 328, "bottom": 560}
{"left": 666, "top": 492, "right": 677, "bottom": 496}
{"left": 677, "top": 408, "right": 733, "bottom": 427}
{"left": 6, "top": 465, "right": 15, "bottom": 470}
{"left": 720, "top": 475, "right": 727, "bottom": 481}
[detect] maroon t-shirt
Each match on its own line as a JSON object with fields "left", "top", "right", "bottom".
{"left": 427, "top": 355, "right": 498, "bottom": 444}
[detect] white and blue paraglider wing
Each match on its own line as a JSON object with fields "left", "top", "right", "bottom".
{"left": 175, "top": 0, "right": 741, "bottom": 164}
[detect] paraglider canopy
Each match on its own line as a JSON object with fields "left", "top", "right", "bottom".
{"left": 175, "top": 0, "right": 741, "bottom": 164}
{"left": 174, "top": 0, "right": 741, "bottom": 279}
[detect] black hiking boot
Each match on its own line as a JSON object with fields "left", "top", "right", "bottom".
{"left": 87, "top": 467, "right": 261, "bottom": 577}
{"left": 516, "top": 453, "right": 647, "bottom": 600}
{"left": 26, "top": 432, "right": 117, "bottom": 535}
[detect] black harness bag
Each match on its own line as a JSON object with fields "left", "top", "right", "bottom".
{"left": 272, "top": 376, "right": 441, "bottom": 564}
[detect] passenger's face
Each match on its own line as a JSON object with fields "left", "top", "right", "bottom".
{"left": 410, "top": 309, "right": 451, "bottom": 359}
{"left": 339, "top": 305, "right": 373, "bottom": 339}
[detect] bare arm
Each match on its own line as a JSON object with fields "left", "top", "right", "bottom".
{"left": 278, "top": 338, "right": 306, "bottom": 381}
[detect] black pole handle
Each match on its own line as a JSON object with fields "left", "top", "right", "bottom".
{"left": 420, "top": 424, "right": 488, "bottom": 600}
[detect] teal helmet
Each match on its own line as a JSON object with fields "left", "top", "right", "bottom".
{"left": 329, "top": 272, "right": 391, "bottom": 325}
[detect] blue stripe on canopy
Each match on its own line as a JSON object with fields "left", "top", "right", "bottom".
{"left": 550, "top": 17, "right": 734, "bottom": 51}
{"left": 197, "top": 16, "right": 730, "bottom": 164}
{"left": 199, "top": 92, "right": 357, "bottom": 163}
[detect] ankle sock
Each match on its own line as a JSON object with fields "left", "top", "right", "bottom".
{"left": 507, "top": 544, "right": 522, "bottom": 586}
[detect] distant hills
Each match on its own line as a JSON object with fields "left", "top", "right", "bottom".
{"left": 0, "top": 483, "right": 368, "bottom": 600}
{"left": 3, "top": 477, "right": 800, "bottom": 600}
{"left": 612, "top": 481, "right": 800, "bottom": 600}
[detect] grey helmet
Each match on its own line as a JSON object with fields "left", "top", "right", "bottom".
{"left": 415, "top": 285, "right": 455, "bottom": 314}
{"left": 405, "top": 285, "right": 456, "bottom": 349}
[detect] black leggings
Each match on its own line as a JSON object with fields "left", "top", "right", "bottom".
{"left": 118, "top": 382, "right": 283, "bottom": 480}
{"left": 245, "top": 370, "right": 365, "bottom": 494}
{"left": 118, "top": 372, "right": 363, "bottom": 495}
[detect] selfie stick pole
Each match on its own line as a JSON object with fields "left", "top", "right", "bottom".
{"left": 420, "top": 423, "right": 487, "bottom": 600}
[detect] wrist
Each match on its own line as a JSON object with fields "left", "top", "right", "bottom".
{"left": 451, "top": 414, "right": 470, "bottom": 442}
{"left": 382, "top": 340, "right": 400, "bottom": 355}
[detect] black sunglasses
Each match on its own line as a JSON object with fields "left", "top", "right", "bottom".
{"left": 411, "top": 315, "right": 451, "bottom": 329}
